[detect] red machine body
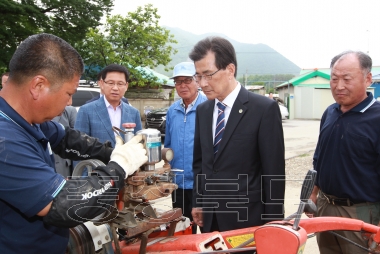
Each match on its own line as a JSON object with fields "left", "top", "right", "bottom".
{"left": 254, "top": 223, "right": 307, "bottom": 254}
{"left": 115, "top": 217, "right": 380, "bottom": 254}
{"left": 72, "top": 156, "right": 380, "bottom": 253}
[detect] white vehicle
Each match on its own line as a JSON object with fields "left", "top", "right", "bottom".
{"left": 279, "top": 103, "right": 289, "bottom": 120}
{"left": 271, "top": 97, "right": 289, "bottom": 120}
{"left": 72, "top": 87, "right": 101, "bottom": 111}
{"left": 79, "top": 80, "right": 95, "bottom": 87}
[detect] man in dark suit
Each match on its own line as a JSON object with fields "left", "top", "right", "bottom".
{"left": 190, "top": 36, "right": 285, "bottom": 233}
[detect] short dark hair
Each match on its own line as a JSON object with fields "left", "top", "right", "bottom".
{"left": 101, "top": 64, "right": 130, "bottom": 82}
{"left": 9, "top": 33, "right": 84, "bottom": 88}
{"left": 96, "top": 70, "right": 103, "bottom": 81}
{"left": 189, "top": 36, "right": 238, "bottom": 78}
{"left": 330, "top": 50, "right": 372, "bottom": 74}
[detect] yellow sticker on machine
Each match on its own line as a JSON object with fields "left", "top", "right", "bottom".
{"left": 226, "top": 233, "right": 255, "bottom": 248}
{"left": 297, "top": 243, "right": 306, "bottom": 254}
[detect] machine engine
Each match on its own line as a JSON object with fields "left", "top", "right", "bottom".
{"left": 67, "top": 128, "right": 188, "bottom": 254}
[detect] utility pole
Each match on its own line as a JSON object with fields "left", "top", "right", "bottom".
{"left": 244, "top": 69, "right": 248, "bottom": 87}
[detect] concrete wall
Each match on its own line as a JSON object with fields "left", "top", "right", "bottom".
{"left": 127, "top": 88, "right": 174, "bottom": 120}
{"left": 129, "top": 98, "right": 173, "bottom": 120}
{"left": 294, "top": 87, "right": 334, "bottom": 119}
{"left": 277, "top": 85, "right": 294, "bottom": 106}
{"left": 295, "top": 86, "right": 314, "bottom": 119}
{"left": 313, "top": 89, "right": 334, "bottom": 118}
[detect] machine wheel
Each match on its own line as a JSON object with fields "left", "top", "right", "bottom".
{"left": 72, "top": 159, "right": 106, "bottom": 178}
{"left": 67, "top": 224, "right": 95, "bottom": 254}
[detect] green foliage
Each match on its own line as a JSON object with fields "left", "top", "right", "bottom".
{"left": 240, "top": 74, "right": 295, "bottom": 83}
{"left": 75, "top": 28, "right": 116, "bottom": 79}
{"left": 251, "top": 81, "right": 266, "bottom": 86}
{"left": 0, "top": 0, "right": 113, "bottom": 70}
{"left": 77, "top": 4, "right": 177, "bottom": 87}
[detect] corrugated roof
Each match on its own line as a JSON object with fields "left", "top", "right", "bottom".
{"left": 277, "top": 69, "right": 329, "bottom": 88}
{"left": 136, "top": 67, "right": 174, "bottom": 87}
{"left": 245, "top": 85, "right": 265, "bottom": 90}
{"left": 300, "top": 68, "right": 330, "bottom": 76}
{"left": 277, "top": 66, "right": 380, "bottom": 89}
{"left": 300, "top": 67, "right": 380, "bottom": 76}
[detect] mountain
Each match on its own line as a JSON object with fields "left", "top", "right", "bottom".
{"left": 154, "top": 27, "right": 301, "bottom": 78}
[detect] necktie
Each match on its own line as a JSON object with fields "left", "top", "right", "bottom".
{"left": 214, "top": 102, "right": 226, "bottom": 155}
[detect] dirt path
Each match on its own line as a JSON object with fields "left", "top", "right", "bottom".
{"left": 285, "top": 180, "right": 319, "bottom": 253}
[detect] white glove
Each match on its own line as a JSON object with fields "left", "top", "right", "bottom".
{"left": 110, "top": 134, "right": 148, "bottom": 178}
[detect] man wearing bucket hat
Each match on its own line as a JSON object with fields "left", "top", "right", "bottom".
{"left": 164, "top": 62, "right": 207, "bottom": 233}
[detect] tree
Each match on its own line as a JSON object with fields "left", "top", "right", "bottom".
{"left": 76, "top": 27, "right": 117, "bottom": 80}
{"left": 0, "top": 0, "right": 113, "bottom": 71}
{"left": 76, "top": 4, "right": 177, "bottom": 87}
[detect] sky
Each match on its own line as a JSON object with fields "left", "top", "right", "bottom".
{"left": 111, "top": 0, "right": 380, "bottom": 70}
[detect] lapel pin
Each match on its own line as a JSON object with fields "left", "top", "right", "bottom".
{"left": 239, "top": 109, "right": 243, "bottom": 113}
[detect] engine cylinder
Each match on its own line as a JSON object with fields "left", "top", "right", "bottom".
{"left": 137, "top": 128, "right": 162, "bottom": 170}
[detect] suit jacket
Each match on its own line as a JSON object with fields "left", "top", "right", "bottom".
{"left": 86, "top": 95, "right": 129, "bottom": 105}
{"left": 192, "top": 86, "right": 285, "bottom": 232}
{"left": 52, "top": 106, "right": 77, "bottom": 177}
{"left": 75, "top": 98, "right": 142, "bottom": 147}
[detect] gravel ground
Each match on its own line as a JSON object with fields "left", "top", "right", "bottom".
{"left": 285, "top": 150, "right": 314, "bottom": 188}
{"left": 285, "top": 151, "right": 320, "bottom": 254}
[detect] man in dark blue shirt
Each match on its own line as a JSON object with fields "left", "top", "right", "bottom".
{"left": 309, "top": 51, "right": 380, "bottom": 254}
{"left": 0, "top": 33, "right": 147, "bottom": 254}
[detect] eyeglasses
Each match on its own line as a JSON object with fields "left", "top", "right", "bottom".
{"left": 104, "top": 80, "right": 127, "bottom": 88}
{"left": 193, "top": 69, "right": 221, "bottom": 82}
{"left": 174, "top": 78, "right": 194, "bottom": 86}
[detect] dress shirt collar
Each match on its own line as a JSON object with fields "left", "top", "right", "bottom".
{"left": 103, "top": 96, "right": 122, "bottom": 110}
{"left": 215, "top": 82, "right": 241, "bottom": 108}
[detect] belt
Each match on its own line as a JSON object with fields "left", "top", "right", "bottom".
{"left": 320, "top": 191, "right": 355, "bottom": 207}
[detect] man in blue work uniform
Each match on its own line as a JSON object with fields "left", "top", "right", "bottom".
{"left": 0, "top": 33, "right": 148, "bottom": 254}
{"left": 309, "top": 51, "right": 380, "bottom": 254}
{"left": 164, "top": 62, "right": 207, "bottom": 233}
